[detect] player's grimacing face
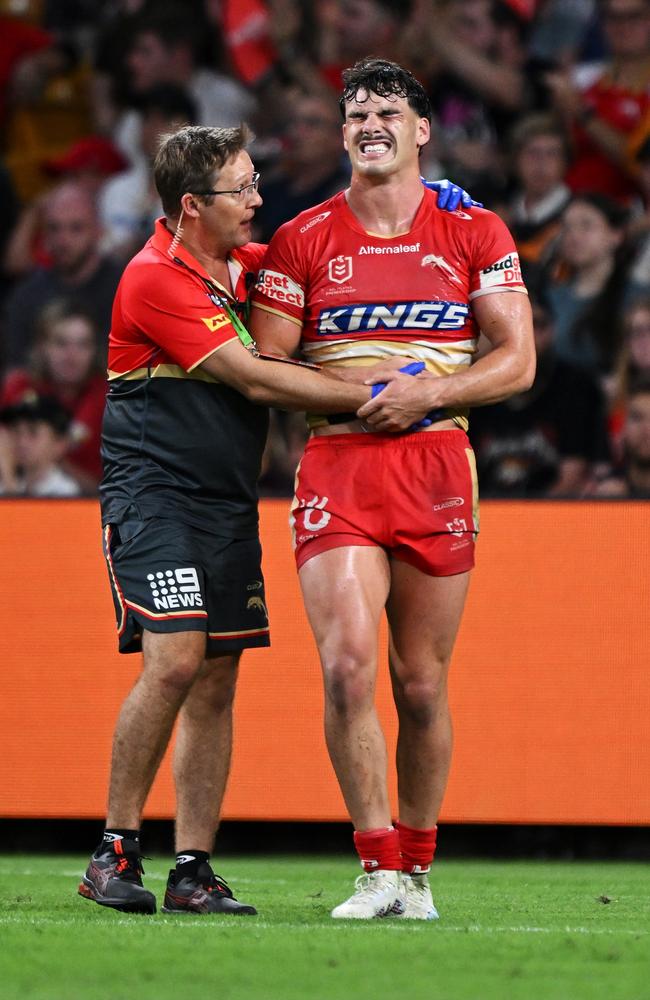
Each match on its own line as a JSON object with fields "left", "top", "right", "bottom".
{"left": 342, "top": 90, "right": 430, "bottom": 177}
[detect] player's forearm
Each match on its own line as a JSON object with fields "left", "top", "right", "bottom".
{"left": 243, "top": 357, "right": 369, "bottom": 412}
{"left": 429, "top": 343, "right": 536, "bottom": 409}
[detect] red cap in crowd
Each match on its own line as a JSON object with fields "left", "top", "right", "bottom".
{"left": 43, "top": 137, "right": 129, "bottom": 178}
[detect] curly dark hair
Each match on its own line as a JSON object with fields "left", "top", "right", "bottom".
{"left": 339, "top": 58, "right": 432, "bottom": 123}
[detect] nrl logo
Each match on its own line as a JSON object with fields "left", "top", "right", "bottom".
{"left": 328, "top": 255, "right": 353, "bottom": 285}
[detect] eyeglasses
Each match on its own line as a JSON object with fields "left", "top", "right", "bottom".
{"left": 192, "top": 172, "right": 260, "bottom": 201}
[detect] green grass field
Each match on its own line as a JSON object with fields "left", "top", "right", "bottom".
{"left": 0, "top": 855, "right": 648, "bottom": 1000}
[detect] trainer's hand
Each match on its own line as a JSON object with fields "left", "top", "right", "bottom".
{"left": 359, "top": 369, "right": 447, "bottom": 432}
{"left": 423, "top": 178, "right": 483, "bottom": 211}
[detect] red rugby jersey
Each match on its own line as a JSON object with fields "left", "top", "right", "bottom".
{"left": 252, "top": 188, "right": 526, "bottom": 429}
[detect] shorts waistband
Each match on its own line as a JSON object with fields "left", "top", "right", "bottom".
{"left": 306, "top": 429, "right": 469, "bottom": 448}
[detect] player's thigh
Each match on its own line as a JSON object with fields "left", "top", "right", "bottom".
{"left": 298, "top": 545, "right": 391, "bottom": 666}
{"left": 386, "top": 560, "right": 471, "bottom": 685}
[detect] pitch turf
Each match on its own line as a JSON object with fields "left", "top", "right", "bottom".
{"left": 0, "top": 856, "right": 648, "bottom": 1000}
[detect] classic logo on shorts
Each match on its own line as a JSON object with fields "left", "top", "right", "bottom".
{"left": 328, "top": 255, "right": 353, "bottom": 285}
{"left": 478, "top": 252, "right": 522, "bottom": 290}
{"left": 256, "top": 269, "right": 304, "bottom": 307}
{"left": 433, "top": 497, "right": 464, "bottom": 511}
{"left": 297, "top": 495, "right": 331, "bottom": 531}
{"left": 146, "top": 568, "right": 203, "bottom": 611}
{"left": 317, "top": 301, "right": 470, "bottom": 335}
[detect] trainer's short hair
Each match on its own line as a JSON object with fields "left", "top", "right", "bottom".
{"left": 339, "top": 58, "right": 432, "bottom": 123}
{"left": 154, "top": 124, "right": 252, "bottom": 218}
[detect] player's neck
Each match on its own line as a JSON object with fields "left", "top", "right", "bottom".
{"left": 346, "top": 171, "right": 425, "bottom": 237}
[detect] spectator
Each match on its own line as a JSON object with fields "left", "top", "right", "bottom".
{"left": 588, "top": 381, "right": 650, "bottom": 495}
{"left": 546, "top": 192, "right": 630, "bottom": 374}
{"left": 99, "top": 84, "right": 197, "bottom": 261}
{"left": 1, "top": 181, "right": 122, "bottom": 370}
{"left": 254, "top": 91, "right": 350, "bottom": 242}
{"left": 546, "top": 0, "right": 650, "bottom": 201}
{"left": 114, "top": 5, "right": 256, "bottom": 166}
{"left": 470, "top": 289, "right": 610, "bottom": 496}
{"left": 1, "top": 300, "right": 106, "bottom": 491}
{"left": 507, "top": 113, "right": 572, "bottom": 275}
{"left": 416, "top": 0, "right": 530, "bottom": 204}
{"left": 4, "top": 136, "right": 128, "bottom": 279}
{"left": 607, "top": 297, "right": 650, "bottom": 450}
{"left": 0, "top": 395, "right": 81, "bottom": 497}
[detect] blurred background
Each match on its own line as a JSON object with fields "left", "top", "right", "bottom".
{"left": 0, "top": 0, "right": 648, "bottom": 857}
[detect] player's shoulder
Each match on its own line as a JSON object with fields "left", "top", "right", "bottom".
{"left": 272, "top": 192, "right": 344, "bottom": 244}
{"left": 233, "top": 241, "right": 267, "bottom": 271}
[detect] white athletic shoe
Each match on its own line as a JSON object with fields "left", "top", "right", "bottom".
{"left": 331, "top": 870, "right": 406, "bottom": 919}
{"left": 399, "top": 873, "right": 440, "bottom": 920}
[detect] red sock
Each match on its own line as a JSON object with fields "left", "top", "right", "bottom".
{"left": 396, "top": 821, "right": 437, "bottom": 874}
{"left": 353, "top": 826, "right": 402, "bottom": 872}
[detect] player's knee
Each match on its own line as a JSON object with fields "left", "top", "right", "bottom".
{"left": 323, "top": 654, "right": 373, "bottom": 717}
{"left": 397, "top": 676, "right": 448, "bottom": 727}
{"left": 156, "top": 658, "right": 203, "bottom": 698}
{"left": 196, "top": 663, "right": 238, "bottom": 713}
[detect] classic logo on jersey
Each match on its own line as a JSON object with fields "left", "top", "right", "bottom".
{"left": 300, "top": 211, "right": 331, "bottom": 233}
{"left": 201, "top": 313, "right": 230, "bottom": 332}
{"left": 256, "top": 269, "right": 305, "bottom": 307}
{"left": 146, "top": 568, "right": 203, "bottom": 611}
{"left": 421, "top": 254, "right": 462, "bottom": 286}
{"left": 479, "top": 252, "right": 522, "bottom": 289}
{"left": 317, "top": 301, "right": 470, "bottom": 335}
{"left": 328, "top": 255, "right": 353, "bottom": 284}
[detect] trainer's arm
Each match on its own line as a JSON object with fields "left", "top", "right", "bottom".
{"left": 357, "top": 291, "right": 535, "bottom": 431}
{"left": 199, "top": 333, "right": 370, "bottom": 412}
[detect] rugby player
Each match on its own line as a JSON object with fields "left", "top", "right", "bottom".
{"left": 78, "top": 123, "right": 442, "bottom": 917}
{"left": 251, "top": 59, "right": 535, "bottom": 919}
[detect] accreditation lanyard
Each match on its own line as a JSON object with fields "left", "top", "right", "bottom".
{"left": 172, "top": 254, "right": 255, "bottom": 349}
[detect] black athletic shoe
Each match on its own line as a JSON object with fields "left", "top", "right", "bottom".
{"left": 162, "top": 862, "right": 257, "bottom": 915}
{"left": 78, "top": 839, "right": 157, "bottom": 914}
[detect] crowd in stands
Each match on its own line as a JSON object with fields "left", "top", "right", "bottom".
{"left": 1, "top": 0, "right": 650, "bottom": 498}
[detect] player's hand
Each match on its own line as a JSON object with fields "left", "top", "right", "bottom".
{"left": 423, "top": 178, "right": 483, "bottom": 211}
{"left": 370, "top": 362, "right": 433, "bottom": 429}
{"left": 359, "top": 367, "right": 447, "bottom": 432}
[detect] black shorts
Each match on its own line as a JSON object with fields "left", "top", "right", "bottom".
{"left": 103, "top": 518, "right": 270, "bottom": 655}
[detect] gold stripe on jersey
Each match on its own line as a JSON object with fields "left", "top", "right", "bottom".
{"left": 302, "top": 339, "right": 475, "bottom": 432}
{"left": 301, "top": 338, "right": 476, "bottom": 374}
{"left": 251, "top": 302, "right": 304, "bottom": 326}
{"left": 465, "top": 447, "right": 480, "bottom": 532}
{"left": 107, "top": 363, "right": 222, "bottom": 383}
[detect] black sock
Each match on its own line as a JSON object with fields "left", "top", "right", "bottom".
{"left": 97, "top": 828, "right": 140, "bottom": 855}
{"left": 175, "top": 850, "right": 210, "bottom": 879}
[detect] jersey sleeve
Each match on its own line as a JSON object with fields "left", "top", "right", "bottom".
{"left": 250, "top": 223, "right": 307, "bottom": 326}
{"left": 120, "top": 261, "right": 239, "bottom": 372}
{"left": 468, "top": 211, "right": 527, "bottom": 300}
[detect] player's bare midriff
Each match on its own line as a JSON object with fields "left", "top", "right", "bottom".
{"left": 312, "top": 416, "right": 458, "bottom": 436}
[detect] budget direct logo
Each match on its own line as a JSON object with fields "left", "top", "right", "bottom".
{"left": 479, "top": 253, "right": 522, "bottom": 289}
{"left": 256, "top": 269, "right": 304, "bottom": 307}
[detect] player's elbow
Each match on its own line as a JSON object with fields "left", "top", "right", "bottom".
{"left": 517, "top": 352, "right": 537, "bottom": 392}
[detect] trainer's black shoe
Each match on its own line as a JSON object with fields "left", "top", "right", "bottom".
{"left": 162, "top": 862, "right": 257, "bottom": 915}
{"left": 78, "top": 839, "right": 157, "bottom": 914}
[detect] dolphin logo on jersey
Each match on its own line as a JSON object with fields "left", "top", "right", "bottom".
{"left": 421, "top": 254, "right": 462, "bottom": 286}
{"left": 317, "top": 301, "right": 470, "bottom": 335}
{"left": 247, "top": 595, "right": 268, "bottom": 619}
